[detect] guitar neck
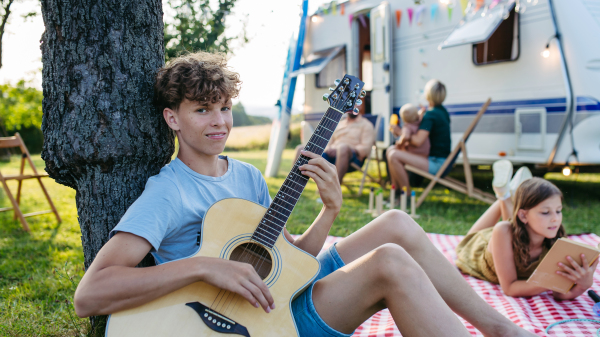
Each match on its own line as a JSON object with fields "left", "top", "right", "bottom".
{"left": 251, "top": 107, "right": 344, "bottom": 248}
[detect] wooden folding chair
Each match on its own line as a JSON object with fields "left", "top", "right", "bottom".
{"left": 405, "top": 98, "right": 496, "bottom": 209}
{"left": 344, "top": 114, "right": 384, "bottom": 196}
{"left": 0, "top": 133, "right": 61, "bottom": 231}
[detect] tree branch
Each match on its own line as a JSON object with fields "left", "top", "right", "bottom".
{"left": 0, "top": 0, "right": 15, "bottom": 69}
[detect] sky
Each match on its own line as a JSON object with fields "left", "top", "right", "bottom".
{"left": 0, "top": 0, "right": 331, "bottom": 118}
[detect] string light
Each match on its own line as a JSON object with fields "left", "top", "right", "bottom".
{"left": 541, "top": 46, "right": 550, "bottom": 58}
{"left": 562, "top": 166, "right": 571, "bottom": 176}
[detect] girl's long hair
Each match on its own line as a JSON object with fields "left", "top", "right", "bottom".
{"left": 511, "top": 177, "right": 566, "bottom": 269}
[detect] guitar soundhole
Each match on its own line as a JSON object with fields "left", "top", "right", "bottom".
{"left": 229, "top": 243, "right": 273, "bottom": 280}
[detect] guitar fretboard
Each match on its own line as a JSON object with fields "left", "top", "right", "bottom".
{"left": 252, "top": 108, "right": 344, "bottom": 249}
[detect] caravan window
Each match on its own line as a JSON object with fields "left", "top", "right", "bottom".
{"left": 473, "top": 7, "right": 519, "bottom": 65}
{"left": 316, "top": 49, "right": 347, "bottom": 88}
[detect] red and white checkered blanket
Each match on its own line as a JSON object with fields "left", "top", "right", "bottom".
{"left": 307, "top": 233, "right": 600, "bottom": 336}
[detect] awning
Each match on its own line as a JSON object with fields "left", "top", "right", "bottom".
{"left": 438, "top": 1, "right": 516, "bottom": 49}
{"left": 290, "top": 45, "right": 345, "bottom": 77}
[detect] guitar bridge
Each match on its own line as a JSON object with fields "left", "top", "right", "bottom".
{"left": 185, "top": 302, "right": 250, "bottom": 336}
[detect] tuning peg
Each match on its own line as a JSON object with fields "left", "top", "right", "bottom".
{"left": 346, "top": 101, "right": 353, "bottom": 106}
{"left": 353, "top": 107, "right": 359, "bottom": 115}
{"left": 355, "top": 99, "right": 363, "bottom": 106}
{"left": 349, "top": 92, "right": 356, "bottom": 98}
{"left": 334, "top": 79, "right": 341, "bottom": 85}
{"left": 359, "top": 90, "right": 366, "bottom": 98}
{"left": 344, "top": 78, "right": 350, "bottom": 84}
{"left": 332, "top": 93, "right": 339, "bottom": 100}
{"left": 322, "top": 93, "right": 329, "bottom": 101}
{"left": 329, "top": 87, "right": 335, "bottom": 91}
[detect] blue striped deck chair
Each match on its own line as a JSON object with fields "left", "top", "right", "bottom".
{"left": 405, "top": 98, "right": 496, "bottom": 209}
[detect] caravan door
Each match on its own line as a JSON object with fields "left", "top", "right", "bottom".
{"left": 370, "top": 2, "right": 393, "bottom": 147}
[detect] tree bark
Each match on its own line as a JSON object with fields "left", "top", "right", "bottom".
{"left": 40, "top": 0, "right": 174, "bottom": 272}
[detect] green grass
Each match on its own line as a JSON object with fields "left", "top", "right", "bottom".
{"left": 1, "top": 151, "right": 599, "bottom": 335}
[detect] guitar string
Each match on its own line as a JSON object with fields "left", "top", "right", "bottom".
{"left": 248, "top": 91, "right": 351, "bottom": 279}
{"left": 217, "top": 89, "right": 354, "bottom": 316}
{"left": 213, "top": 110, "right": 337, "bottom": 313}
{"left": 213, "top": 120, "right": 330, "bottom": 315}
{"left": 210, "top": 85, "right": 356, "bottom": 317}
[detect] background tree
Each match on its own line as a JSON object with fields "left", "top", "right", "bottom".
{"left": 40, "top": 1, "right": 174, "bottom": 329}
{"left": 164, "top": 0, "right": 246, "bottom": 60}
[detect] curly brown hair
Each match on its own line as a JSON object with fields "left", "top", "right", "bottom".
{"left": 154, "top": 51, "right": 242, "bottom": 112}
{"left": 511, "top": 177, "right": 566, "bottom": 269}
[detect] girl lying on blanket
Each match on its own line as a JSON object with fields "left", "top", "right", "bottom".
{"left": 456, "top": 161, "right": 598, "bottom": 299}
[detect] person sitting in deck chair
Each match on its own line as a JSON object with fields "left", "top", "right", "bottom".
{"left": 387, "top": 79, "right": 450, "bottom": 194}
{"left": 74, "top": 52, "right": 537, "bottom": 337}
{"left": 294, "top": 102, "right": 374, "bottom": 184}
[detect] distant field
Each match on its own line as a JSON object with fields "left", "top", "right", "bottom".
{"left": 226, "top": 123, "right": 300, "bottom": 151}
{"left": 226, "top": 124, "right": 272, "bottom": 150}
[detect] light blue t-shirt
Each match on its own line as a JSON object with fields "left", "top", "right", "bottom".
{"left": 110, "top": 156, "right": 272, "bottom": 265}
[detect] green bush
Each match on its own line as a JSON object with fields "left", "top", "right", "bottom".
{"left": 232, "top": 102, "right": 271, "bottom": 127}
{"left": 0, "top": 81, "right": 44, "bottom": 154}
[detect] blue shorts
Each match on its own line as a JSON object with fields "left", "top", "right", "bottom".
{"left": 428, "top": 156, "right": 446, "bottom": 175}
{"left": 321, "top": 151, "right": 364, "bottom": 173}
{"left": 291, "top": 243, "right": 353, "bottom": 337}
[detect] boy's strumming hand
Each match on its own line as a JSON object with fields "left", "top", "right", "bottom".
{"left": 299, "top": 150, "right": 342, "bottom": 213}
{"left": 199, "top": 257, "right": 275, "bottom": 313}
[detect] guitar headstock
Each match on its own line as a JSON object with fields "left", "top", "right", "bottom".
{"left": 322, "top": 75, "right": 366, "bottom": 115}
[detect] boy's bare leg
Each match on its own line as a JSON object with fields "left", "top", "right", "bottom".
{"left": 327, "top": 211, "right": 536, "bottom": 337}
{"left": 312, "top": 244, "right": 470, "bottom": 336}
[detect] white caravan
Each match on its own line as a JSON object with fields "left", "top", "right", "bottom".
{"left": 293, "top": 0, "right": 600, "bottom": 172}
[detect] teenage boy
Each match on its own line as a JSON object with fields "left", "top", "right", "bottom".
{"left": 74, "top": 52, "right": 536, "bottom": 337}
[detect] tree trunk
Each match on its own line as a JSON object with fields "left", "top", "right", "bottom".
{"left": 40, "top": 0, "right": 173, "bottom": 272}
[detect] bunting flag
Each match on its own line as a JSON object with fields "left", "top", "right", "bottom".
{"left": 489, "top": 0, "right": 501, "bottom": 9}
{"left": 358, "top": 13, "right": 367, "bottom": 28}
{"left": 475, "top": 0, "right": 484, "bottom": 11}
{"left": 349, "top": 13, "right": 354, "bottom": 28}
{"left": 460, "top": 0, "right": 469, "bottom": 14}
{"left": 448, "top": 5, "right": 454, "bottom": 20}
{"left": 331, "top": 1, "right": 337, "bottom": 15}
{"left": 415, "top": 5, "right": 426, "bottom": 25}
{"left": 340, "top": 3, "right": 345, "bottom": 15}
{"left": 396, "top": 9, "right": 402, "bottom": 27}
{"left": 407, "top": 7, "right": 414, "bottom": 26}
{"left": 431, "top": 3, "right": 438, "bottom": 20}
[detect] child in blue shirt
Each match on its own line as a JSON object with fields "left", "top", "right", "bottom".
{"left": 74, "top": 52, "right": 536, "bottom": 337}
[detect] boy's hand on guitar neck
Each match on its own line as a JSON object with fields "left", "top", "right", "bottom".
{"left": 299, "top": 150, "right": 342, "bottom": 213}
{"left": 199, "top": 257, "right": 276, "bottom": 313}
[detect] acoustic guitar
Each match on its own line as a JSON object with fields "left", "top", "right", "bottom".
{"left": 105, "top": 74, "right": 365, "bottom": 336}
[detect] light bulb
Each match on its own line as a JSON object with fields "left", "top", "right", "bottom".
{"left": 562, "top": 166, "right": 571, "bottom": 176}
{"left": 541, "top": 49, "right": 550, "bottom": 58}
{"left": 311, "top": 16, "right": 318, "bottom": 23}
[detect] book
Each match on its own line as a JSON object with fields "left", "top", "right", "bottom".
{"left": 526, "top": 238, "right": 600, "bottom": 294}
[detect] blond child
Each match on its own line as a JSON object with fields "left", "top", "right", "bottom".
{"left": 394, "top": 103, "right": 430, "bottom": 157}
